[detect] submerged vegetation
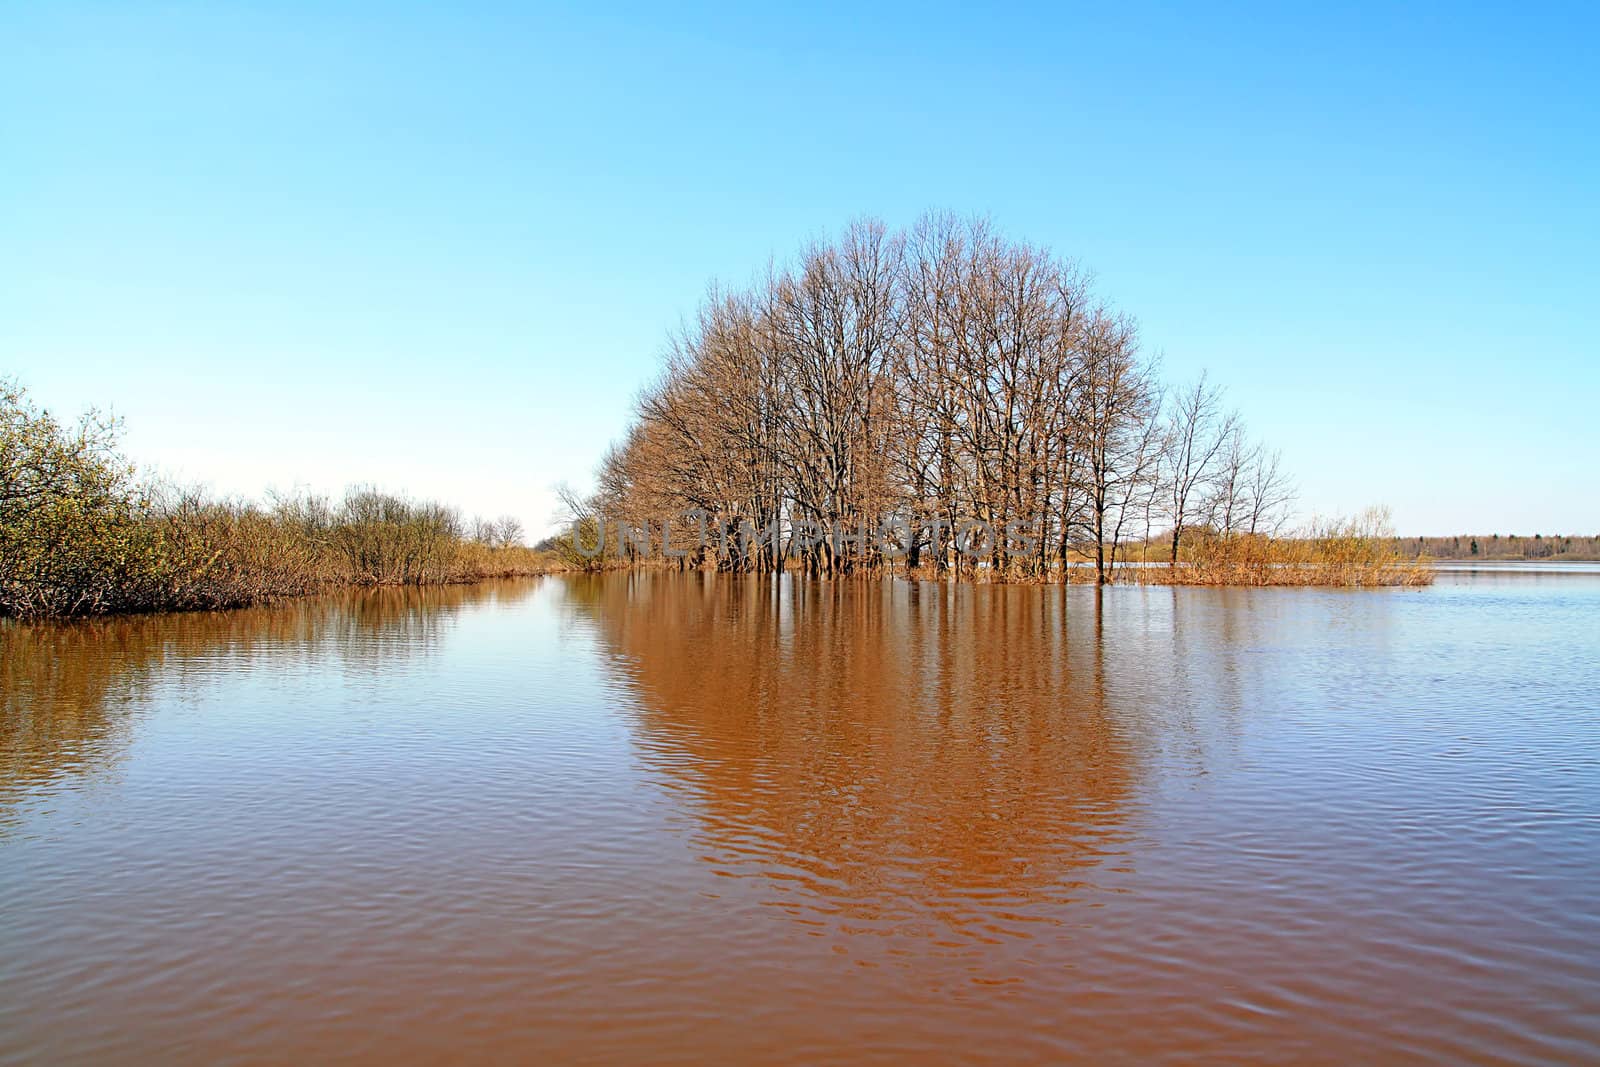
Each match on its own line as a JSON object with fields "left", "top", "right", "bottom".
{"left": 1128, "top": 510, "right": 1433, "bottom": 587}
{"left": 566, "top": 214, "right": 1430, "bottom": 588}
{"left": 0, "top": 380, "right": 560, "bottom": 619}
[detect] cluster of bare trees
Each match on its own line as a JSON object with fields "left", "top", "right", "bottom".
{"left": 469, "top": 514, "right": 525, "bottom": 550}
{"left": 582, "top": 215, "right": 1294, "bottom": 583}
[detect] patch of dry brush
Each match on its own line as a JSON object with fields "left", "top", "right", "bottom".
{"left": 1133, "top": 511, "right": 1432, "bottom": 587}
{"left": 0, "top": 380, "right": 563, "bottom": 619}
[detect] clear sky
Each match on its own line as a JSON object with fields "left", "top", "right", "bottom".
{"left": 4, "top": 2, "right": 1596, "bottom": 536}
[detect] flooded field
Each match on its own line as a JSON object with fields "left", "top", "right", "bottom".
{"left": 2, "top": 568, "right": 1597, "bottom": 1064}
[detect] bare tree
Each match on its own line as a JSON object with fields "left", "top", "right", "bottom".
{"left": 1070, "top": 312, "right": 1160, "bottom": 584}
{"left": 1162, "top": 373, "right": 1238, "bottom": 563}
{"left": 1244, "top": 447, "right": 1295, "bottom": 535}
{"left": 493, "top": 515, "right": 525, "bottom": 547}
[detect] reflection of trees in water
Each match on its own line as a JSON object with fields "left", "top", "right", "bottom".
{"left": 567, "top": 572, "right": 1139, "bottom": 944}
{"left": 0, "top": 580, "right": 541, "bottom": 825}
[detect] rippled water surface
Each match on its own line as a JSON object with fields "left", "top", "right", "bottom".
{"left": 2, "top": 570, "right": 1598, "bottom": 1064}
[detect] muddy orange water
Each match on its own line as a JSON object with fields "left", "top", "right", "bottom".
{"left": 2, "top": 569, "right": 1598, "bottom": 1064}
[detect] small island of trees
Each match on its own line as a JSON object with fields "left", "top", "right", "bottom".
{"left": 561, "top": 214, "right": 1429, "bottom": 588}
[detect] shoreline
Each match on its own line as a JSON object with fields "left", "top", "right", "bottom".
{"left": 23, "top": 557, "right": 1599, "bottom": 626}
{"left": 2, "top": 562, "right": 1452, "bottom": 625}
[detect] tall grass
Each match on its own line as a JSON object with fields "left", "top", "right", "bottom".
{"left": 1131, "top": 508, "right": 1431, "bottom": 587}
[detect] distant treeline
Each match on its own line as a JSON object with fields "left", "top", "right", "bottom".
{"left": 1392, "top": 534, "right": 1600, "bottom": 561}
{"left": 1, "top": 380, "right": 561, "bottom": 619}
{"left": 568, "top": 214, "right": 1426, "bottom": 588}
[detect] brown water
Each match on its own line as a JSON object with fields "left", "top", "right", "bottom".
{"left": 2, "top": 570, "right": 1598, "bottom": 1064}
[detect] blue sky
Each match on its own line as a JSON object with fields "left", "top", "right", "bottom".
{"left": 4, "top": 2, "right": 1596, "bottom": 536}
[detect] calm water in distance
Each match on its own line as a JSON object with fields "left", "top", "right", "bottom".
{"left": 2, "top": 569, "right": 1598, "bottom": 1065}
